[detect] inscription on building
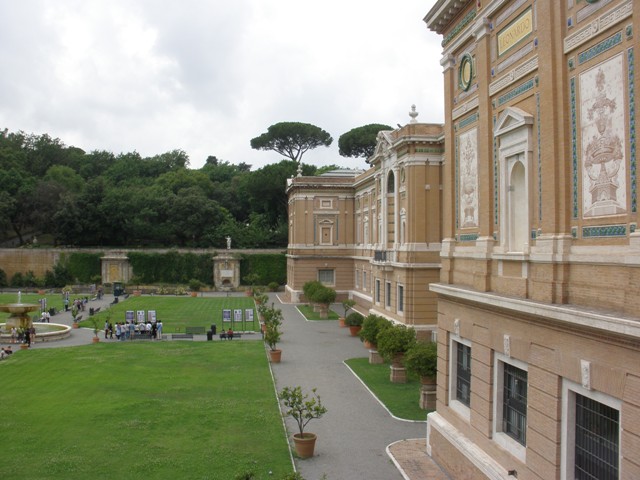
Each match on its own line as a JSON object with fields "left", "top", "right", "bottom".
{"left": 497, "top": 8, "right": 533, "bottom": 56}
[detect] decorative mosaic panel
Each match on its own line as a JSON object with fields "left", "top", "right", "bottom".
{"left": 578, "top": 31, "right": 622, "bottom": 65}
{"left": 580, "top": 53, "right": 627, "bottom": 218}
{"left": 571, "top": 77, "right": 579, "bottom": 218}
{"left": 442, "top": 9, "right": 477, "bottom": 47}
{"left": 459, "top": 128, "right": 479, "bottom": 229}
{"left": 498, "top": 78, "right": 535, "bottom": 106}
{"left": 537, "top": 93, "right": 542, "bottom": 222}
{"left": 494, "top": 115, "right": 499, "bottom": 226}
{"left": 629, "top": 48, "right": 637, "bottom": 213}
{"left": 582, "top": 224, "right": 627, "bottom": 237}
{"left": 459, "top": 113, "right": 479, "bottom": 130}
{"left": 459, "top": 233, "right": 479, "bottom": 242}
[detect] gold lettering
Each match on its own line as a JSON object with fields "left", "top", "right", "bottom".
{"left": 497, "top": 9, "right": 533, "bottom": 56}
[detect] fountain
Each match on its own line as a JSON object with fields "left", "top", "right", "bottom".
{"left": 0, "top": 291, "right": 72, "bottom": 343}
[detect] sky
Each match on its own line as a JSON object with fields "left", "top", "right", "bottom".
{"left": 0, "top": 0, "right": 444, "bottom": 171}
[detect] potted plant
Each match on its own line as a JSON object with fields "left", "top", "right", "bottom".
{"left": 71, "top": 305, "right": 81, "bottom": 328}
{"left": 243, "top": 273, "right": 260, "bottom": 296}
{"left": 310, "top": 285, "right": 336, "bottom": 319}
{"left": 255, "top": 293, "right": 269, "bottom": 306}
{"left": 339, "top": 299, "right": 356, "bottom": 327}
{"left": 263, "top": 306, "right": 283, "bottom": 363}
{"left": 404, "top": 341, "right": 438, "bottom": 383}
{"left": 345, "top": 311, "right": 364, "bottom": 337}
{"left": 279, "top": 386, "right": 327, "bottom": 459}
{"left": 376, "top": 324, "right": 417, "bottom": 383}
{"left": 359, "top": 314, "right": 392, "bottom": 349}
{"left": 302, "top": 280, "right": 323, "bottom": 310}
{"left": 188, "top": 278, "right": 203, "bottom": 297}
{"left": 90, "top": 315, "right": 101, "bottom": 343}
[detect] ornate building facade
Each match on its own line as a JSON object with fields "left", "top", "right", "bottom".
{"left": 425, "top": 0, "right": 639, "bottom": 479}
{"left": 285, "top": 116, "right": 444, "bottom": 335}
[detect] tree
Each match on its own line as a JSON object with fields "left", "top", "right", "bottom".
{"left": 250, "top": 122, "right": 333, "bottom": 163}
{"left": 338, "top": 124, "right": 392, "bottom": 159}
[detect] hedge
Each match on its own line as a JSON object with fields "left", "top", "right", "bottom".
{"left": 239, "top": 253, "right": 286, "bottom": 286}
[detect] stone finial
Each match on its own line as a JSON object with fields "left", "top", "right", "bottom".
{"left": 409, "top": 104, "right": 419, "bottom": 123}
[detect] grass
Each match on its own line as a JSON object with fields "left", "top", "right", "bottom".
{"left": 0, "top": 293, "right": 258, "bottom": 334}
{"left": 345, "top": 357, "right": 429, "bottom": 421}
{"left": 0, "top": 342, "right": 292, "bottom": 480}
{"left": 296, "top": 305, "right": 339, "bottom": 321}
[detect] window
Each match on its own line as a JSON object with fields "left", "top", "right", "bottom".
{"left": 503, "top": 363, "right": 528, "bottom": 445}
{"left": 562, "top": 380, "right": 620, "bottom": 480}
{"left": 493, "top": 355, "right": 528, "bottom": 461}
{"left": 363, "top": 271, "right": 367, "bottom": 291}
{"left": 385, "top": 282, "right": 391, "bottom": 308}
{"left": 318, "top": 269, "right": 334, "bottom": 285}
{"left": 456, "top": 342, "right": 471, "bottom": 407}
{"left": 397, "top": 285, "right": 404, "bottom": 313}
{"left": 449, "top": 337, "right": 471, "bottom": 421}
{"left": 355, "top": 269, "right": 360, "bottom": 288}
{"left": 375, "top": 279, "right": 381, "bottom": 303}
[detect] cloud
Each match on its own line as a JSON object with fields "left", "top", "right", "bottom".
{"left": 0, "top": 0, "right": 442, "bottom": 170}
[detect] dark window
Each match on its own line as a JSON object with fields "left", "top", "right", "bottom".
{"left": 575, "top": 393, "right": 619, "bottom": 480}
{"left": 375, "top": 279, "right": 381, "bottom": 303}
{"left": 398, "top": 285, "right": 404, "bottom": 312}
{"left": 385, "top": 282, "right": 391, "bottom": 307}
{"left": 503, "top": 363, "right": 527, "bottom": 445}
{"left": 456, "top": 342, "right": 471, "bottom": 406}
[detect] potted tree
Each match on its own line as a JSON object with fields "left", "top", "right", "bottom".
{"left": 404, "top": 341, "right": 438, "bottom": 383}
{"left": 339, "top": 299, "right": 356, "bottom": 327}
{"left": 302, "top": 280, "right": 323, "bottom": 310}
{"left": 279, "top": 386, "right": 328, "bottom": 459}
{"left": 376, "top": 324, "right": 417, "bottom": 383}
{"left": 359, "top": 314, "right": 392, "bottom": 349}
{"left": 311, "top": 286, "right": 336, "bottom": 319}
{"left": 188, "top": 278, "right": 203, "bottom": 297}
{"left": 263, "top": 306, "right": 283, "bottom": 363}
{"left": 243, "top": 273, "right": 260, "bottom": 296}
{"left": 90, "top": 315, "right": 101, "bottom": 343}
{"left": 404, "top": 341, "right": 438, "bottom": 410}
{"left": 345, "top": 311, "right": 364, "bottom": 337}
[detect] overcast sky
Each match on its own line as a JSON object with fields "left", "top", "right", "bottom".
{"left": 0, "top": 0, "right": 443, "bottom": 171}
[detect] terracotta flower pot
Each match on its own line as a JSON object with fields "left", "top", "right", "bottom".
{"left": 92, "top": 337, "right": 100, "bottom": 344}
{"left": 268, "top": 349, "right": 282, "bottom": 363}
{"left": 293, "top": 432, "right": 317, "bottom": 458}
{"left": 338, "top": 317, "right": 347, "bottom": 328}
{"left": 348, "top": 325, "right": 362, "bottom": 337}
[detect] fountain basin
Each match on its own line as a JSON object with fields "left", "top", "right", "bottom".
{"left": 0, "top": 303, "right": 40, "bottom": 314}
{"left": 0, "top": 323, "right": 72, "bottom": 343}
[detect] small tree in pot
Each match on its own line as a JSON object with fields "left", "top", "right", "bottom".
{"left": 263, "top": 305, "right": 283, "bottom": 362}
{"left": 404, "top": 341, "right": 438, "bottom": 382}
{"left": 279, "top": 386, "right": 327, "bottom": 459}
{"left": 376, "top": 324, "right": 417, "bottom": 365}
{"left": 359, "top": 314, "right": 392, "bottom": 349}
{"left": 311, "top": 285, "right": 336, "bottom": 319}
{"left": 345, "top": 311, "right": 364, "bottom": 336}
{"left": 339, "top": 299, "right": 356, "bottom": 327}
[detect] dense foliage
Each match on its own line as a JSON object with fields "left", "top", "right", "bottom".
{"left": 0, "top": 129, "right": 331, "bottom": 248}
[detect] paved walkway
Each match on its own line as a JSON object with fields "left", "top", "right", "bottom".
{"left": 1, "top": 291, "right": 450, "bottom": 479}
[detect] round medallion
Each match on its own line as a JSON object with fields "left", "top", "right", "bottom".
{"left": 459, "top": 54, "right": 473, "bottom": 91}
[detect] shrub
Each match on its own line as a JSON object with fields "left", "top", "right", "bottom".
{"left": 359, "top": 314, "right": 392, "bottom": 345}
{"left": 345, "top": 311, "right": 364, "bottom": 327}
{"left": 404, "top": 341, "right": 438, "bottom": 378}
{"left": 268, "top": 281, "right": 279, "bottom": 292}
{"left": 188, "top": 278, "right": 204, "bottom": 292}
{"left": 0, "top": 268, "right": 7, "bottom": 287}
{"left": 341, "top": 299, "right": 356, "bottom": 318}
{"left": 311, "top": 285, "right": 336, "bottom": 306}
{"left": 10, "top": 272, "right": 24, "bottom": 288}
{"left": 302, "top": 280, "right": 323, "bottom": 303}
{"left": 376, "top": 324, "right": 417, "bottom": 363}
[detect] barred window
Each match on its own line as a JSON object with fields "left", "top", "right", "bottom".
{"left": 503, "top": 363, "right": 528, "bottom": 446}
{"left": 456, "top": 342, "right": 471, "bottom": 407}
{"left": 318, "top": 269, "right": 334, "bottom": 285}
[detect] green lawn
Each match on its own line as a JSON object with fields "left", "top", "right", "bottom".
{"left": 0, "top": 293, "right": 258, "bottom": 334}
{"left": 296, "top": 305, "right": 339, "bottom": 321}
{"left": 84, "top": 296, "right": 259, "bottom": 333}
{"left": 345, "top": 357, "right": 429, "bottom": 421}
{"left": 0, "top": 342, "right": 292, "bottom": 480}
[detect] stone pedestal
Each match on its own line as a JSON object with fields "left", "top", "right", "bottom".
{"left": 420, "top": 383, "right": 437, "bottom": 410}
{"left": 213, "top": 253, "right": 240, "bottom": 290}
{"left": 390, "top": 365, "right": 407, "bottom": 383}
{"left": 369, "top": 349, "right": 384, "bottom": 364}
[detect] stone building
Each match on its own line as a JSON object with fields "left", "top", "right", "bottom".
{"left": 424, "top": 0, "right": 639, "bottom": 479}
{"left": 285, "top": 116, "right": 445, "bottom": 335}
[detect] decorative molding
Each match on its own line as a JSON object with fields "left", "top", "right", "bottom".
{"left": 577, "top": 0, "right": 615, "bottom": 24}
{"left": 452, "top": 96, "right": 480, "bottom": 120}
{"left": 495, "top": 0, "right": 530, "bottom": 29}
{"left": 496, "top": 41, "right": 534, "bottom": 75}
{"left": 581, "top": 359, "right": 591, "bottom": 390}
{"left": 489, "top": 56, "right": 538, "bottom": 97}
{"left": 503, "top": 335, "right": 511, "bottom": 358}
{"left": 564, "top": 0, "right": 632, "bottom": 54}
{"left": 454, "top": 318, "right": 460, "bottom": 337}
{"left": 442, "top": 9, "right": 477, "bottom": 48}
{"left": 536, "top": 93, "right": 542, "bottom": 222}
{"left": 578, "top": 31, "right": 622, "bottom": 65}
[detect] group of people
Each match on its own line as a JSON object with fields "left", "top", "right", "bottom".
{"left": 0, "top": 346, "right": 14, "bottom": 359}
{"left": 104, "top": 320, "right": 163, "bottom": 341}
{"left": 9, "top": 326, "right": 36, "bottom": 346}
